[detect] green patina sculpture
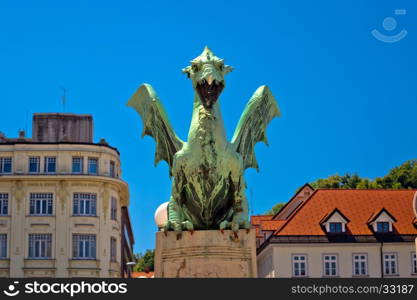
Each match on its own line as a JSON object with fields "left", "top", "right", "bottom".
{"left": 128, "top": 47, "right": 280, "bottom": 234}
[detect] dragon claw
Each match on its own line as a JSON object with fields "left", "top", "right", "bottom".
{"left": 219, "top": 220, "right": 228, "bottom": 232}
{"left": 182, "top": 221, "right": 194, "bottom": 232}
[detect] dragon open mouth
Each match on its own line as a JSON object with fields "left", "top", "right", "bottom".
{"left": 196, "top": 79, "right": 224, "bottom": 109}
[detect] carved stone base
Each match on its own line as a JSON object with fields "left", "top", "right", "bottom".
{"left": 154, "top": 229, "right": 257, "bottom": 278}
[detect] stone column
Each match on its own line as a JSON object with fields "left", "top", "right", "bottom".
{"left": 9, "top": 181, "right": 25, "bottom": 277}
{"left": 154, "top": 229, "right": 257, "bottom": 278}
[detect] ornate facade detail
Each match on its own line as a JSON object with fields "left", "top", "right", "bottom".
{"left": 11, "top": 180, "right": 25, "bottom": 214}
{"left": 100, "top": 183, "right": 110, "bottom": 220}
{"left": 57, "top": 180, "right": 70, "bottom": 215}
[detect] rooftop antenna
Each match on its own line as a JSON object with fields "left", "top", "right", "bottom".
{"left": 60, "top": 87, "right": 67, "bottom": 112}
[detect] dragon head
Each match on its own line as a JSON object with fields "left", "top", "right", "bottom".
{"left": 182, "top": 46, "right": 233, "bottom": 109}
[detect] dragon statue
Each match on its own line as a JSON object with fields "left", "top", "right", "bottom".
{"left": 128, "top": 47, "right": 280, "bottom": 235}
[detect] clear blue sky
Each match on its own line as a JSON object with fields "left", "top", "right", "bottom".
{"left": 0, "top": 1, "right": 416, "bottom": 253}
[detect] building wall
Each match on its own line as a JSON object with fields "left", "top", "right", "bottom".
{"left": 258, "top": 243, "right": 417, "bottom": 278}
{"left": 0, "top": 143, "right": 129, "bottom": 278}
{"left": 32, "top": 113, "right": 93, "bottom": 143}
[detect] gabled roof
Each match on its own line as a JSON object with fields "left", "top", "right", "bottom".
{"left": 274, "top": 189, "right": 417, "bottom": 236}
{"left": 320, "top": 208, "right": 350, "bottom": 224}
{"left": 272, "top": 183, "right": 314, "bottom": 220}
{"left": 251, "top": 215, "right": 272, "bottom": 225}
{"left": 260, "top": 220, "right": 286, "bottom": 231}
{"left": 367, "top": 207, "right": 397, "bottom": 223}
{"left": 251, "top": 215, "right": 272, "bottom": 237}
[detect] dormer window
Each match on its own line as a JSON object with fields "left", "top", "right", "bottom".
{"left": 329, "top": 222, "right": 343, "bottom": 233}
{"left": 368, "top": 208, "right": 396, "bottom": 233}
{"left": 377, "top": 221, "right": 390, "bottom": 233}
{"left": 320, "top": 209, "right": 349, "bottom": 234}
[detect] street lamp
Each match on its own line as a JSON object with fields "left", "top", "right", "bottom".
{"left": 126, "top": 261, "right": 136, "bottom": 278}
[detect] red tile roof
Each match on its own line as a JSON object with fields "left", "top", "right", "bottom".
{"left": 251, "top": 215, "right": 272, "bottom": 237}
{"left": 275, "top": 189, "right": 417, "bottom": 236}
{"left": 251, "top": 215, "right": 272, "bottom": 225}
{"left": 261, "top": 220, "right": 286, "bottom": 231}
{"left": 131, "top": 271, "right": 154, "bottom": 278}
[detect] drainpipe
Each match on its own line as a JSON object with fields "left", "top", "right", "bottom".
{"left": 380, "top": 241, "right": 384, "bottom": 278}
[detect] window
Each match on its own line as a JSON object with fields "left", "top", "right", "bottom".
{"left": 323, "top": 254, "right": 338, "bottom": 276}
{"left": 329, "top": 222, "right": 343, "bottom": 233}
{"left": 28, "top": 157, "right": 40, "bottom": 173}
{"left": 29, "top": 193, "right": 53, "bottom": 215}
{"left": 73, "top": 193, "right": 96, "bottom": 216}
{"left": 0, "top": 157, "right": 12, "bottom": 174}
{"left": 292, "top": 254, "right": 307, "bottom": 277}
{"left": 377, "top": 222, "right": 390, "bottom": 233}
{"left": 353, "top": 253, "right": 368, "bottom": 276}
{"left": 0, "top": 193, "right": 8, "bottom": 215}
{"left": 109, "top": 160, "right": 116, "bottom": 177}
{"left": 44, "top": 157, "right": 56, "bottom": 173}
{"left": 72, "top": 157, "right": 83, "bottom": 173}
{"left": 73, "top": 234, "right": 96, "bottom": 259}
{"left": 28, "top": 234, "right": 52, "bottom": 259}
{"left": 383, "top": 253, "right": 398, "bottom": 275}
{"left": 0, "top": 234, "right": 6, "bottom": 258}
{"left": 412, "top": 252, "right": 416, "bottom": 274}
{"left": 110, "top": 237, "right": 117, "bottom": 262}
{"left": 111, "top": 197, "right": 117, "bottom": 221}
{"left": 88, "top": 158, "right": 98, "bottom": 175}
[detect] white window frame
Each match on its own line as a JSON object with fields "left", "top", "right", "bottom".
{"left": 73, "top": 193, "right": 97, "bottom": 216}
{"left": 411, "top": 252, "right": 416, "bottom": 275}
{"left": 329, "top": 222, "right": 343, "bottom": 233}
{"left": 0, "top": 157, "right": 12, "bottom": 174}
{"left": 383, "top": 252, "right": 398, "bottom": 276}
{"left": 352, "top": 253, "right": 368, "bottom": 276}
{"left": 0, "top": 193, "right": 8, "bottom": 215}
{"left": 44, "top": 157, "right": 56, "bottom": 174}
{"left": 28, "top": 156, "right": 40, "bottom": 173}
{"left": 29, "top": 193, "right": 53, "bottom": 216}
{"left": 72, "top": 157, "right": 84, "bottom": 174}
{"left": 0, "top": 234, "right": 7, "bottom": 258}
{"left": 376, "top": 221, "right": 390, "bottom": 233}
{"left": 88, "top": 158, "right": 98, "bottom": 175}
{"left": 28, "top": 234, "right": 52, "bottom": 259}
{"left": 73, "top": 234, "right": 96, "bottom": 259}
{"left": 292, "top": 254, "right": 308, "bottom": 277}
{"left": 323, "top": 253, "right": 338, "bottom": 277}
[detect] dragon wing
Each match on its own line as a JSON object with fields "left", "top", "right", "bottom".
{"left": 127, "top": 83, "right": 184, "bottom": 175}
{"left": 231, "top": 85, "right": 280, "bottom": 171}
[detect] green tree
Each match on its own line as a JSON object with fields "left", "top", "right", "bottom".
{"left": 266, "top": 159, "right": 417, "bottom": 214}
{"left": 265, "top": 203, "right": 285, "bottom": 215}
{"left": 309, "top": 160, "right": 417, "bottom": 190}
{"left": 133, "top": 249, "right": 155, "bottom": 272}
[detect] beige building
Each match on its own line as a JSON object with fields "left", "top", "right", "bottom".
{"left": 0, "top": 113, "right": 132, "bottom": 277}
{"left": 253, "top": 186, "right": 417, "bottom": 278}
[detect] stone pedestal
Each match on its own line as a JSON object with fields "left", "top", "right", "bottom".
{"left": 154, "top": 229, "right": 257, "bottom": 278}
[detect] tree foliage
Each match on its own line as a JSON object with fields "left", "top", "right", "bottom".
{"left": 265, "top": 203, "right": 285, "bottom": 215}
{"left": 133, "top": 249, "right": 155, "bottom": 272}
{"left": 309, "top": 160, "right": 417, "bottom": 190}
{"left": 266, "top": 159, "right": 417, "bottom": 214}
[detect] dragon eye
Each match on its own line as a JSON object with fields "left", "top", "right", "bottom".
{"left": 219, "top": 64, "right": 224, "bottom": 71}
